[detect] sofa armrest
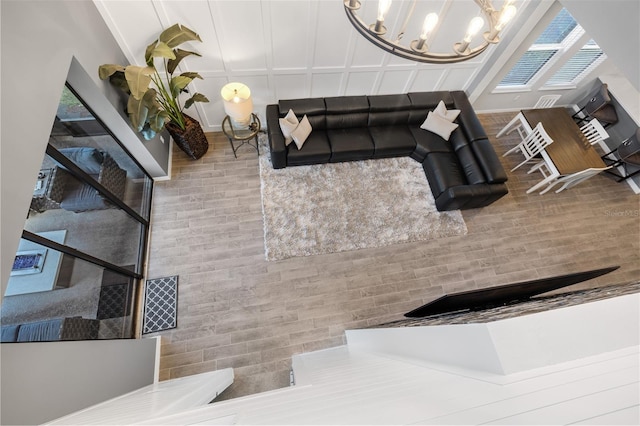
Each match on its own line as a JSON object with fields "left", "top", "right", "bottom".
{"left": 435, "top": 183, "right": 508, "bottom": 211}
{"left": 451, "top": 91, "right": 487, "bottom": 142}
{"left": 267, "top": 104, "right": 287, "bottom": 169}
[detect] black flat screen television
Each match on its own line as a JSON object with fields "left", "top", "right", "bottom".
{"left": 404, "top": 266, "right": 619, "bottom": 318}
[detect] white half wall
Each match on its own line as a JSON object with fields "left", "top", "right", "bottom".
{"left": 346, "top": 293, "right": 640, "bottom": 375}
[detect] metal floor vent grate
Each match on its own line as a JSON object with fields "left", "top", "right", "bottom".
{"left": 143, "top": 275, "right": 178, "bottom": 334}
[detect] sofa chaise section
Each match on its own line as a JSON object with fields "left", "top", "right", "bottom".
{"left": 410, "top": 91, "right": 508, "bottom": 210}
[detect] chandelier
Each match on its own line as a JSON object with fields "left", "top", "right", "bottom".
{"left": 344, "top": 0, "right": 517, "bottom": 64}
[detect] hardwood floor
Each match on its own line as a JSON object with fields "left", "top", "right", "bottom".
{"left": 146, "top": 112, "right": 640, "bottom": 400}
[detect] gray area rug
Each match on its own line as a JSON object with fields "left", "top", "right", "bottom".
{"left": 258, "top": 137, "right": 467, "bottom": 261}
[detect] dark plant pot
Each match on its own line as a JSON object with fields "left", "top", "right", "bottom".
{"left": 165, "top": 114, "right": 209, "bottom": 160}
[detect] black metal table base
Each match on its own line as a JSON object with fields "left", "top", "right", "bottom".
{"left": 601, "top": 151, "right": 640, "bottom": 182}
{"left": 222, "top": 114, "right": 261, "bottom": 159}
{"left": 228, "top": 137, "right": 259, "bottom": 159}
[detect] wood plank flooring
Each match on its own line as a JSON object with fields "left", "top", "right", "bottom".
{"left": 146, "top": 112, "right": 640, "bottom": 400}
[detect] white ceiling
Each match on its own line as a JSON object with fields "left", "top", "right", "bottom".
{"left": 95, "top": 0, "right": 522, "bottom": 131}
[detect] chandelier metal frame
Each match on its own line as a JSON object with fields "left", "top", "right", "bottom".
{"left": 343, "top": 0, "right": 516, "bottom": 64}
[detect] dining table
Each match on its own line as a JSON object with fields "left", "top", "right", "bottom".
{"left": 519, "top": 107, "right": 608, "bottom": 193}
{"left": 521, "top": 108, "right": 607, "bottom": 173}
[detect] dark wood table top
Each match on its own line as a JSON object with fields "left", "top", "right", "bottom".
{"left": 522, "top": 107, "right": 607, "bottom": 175}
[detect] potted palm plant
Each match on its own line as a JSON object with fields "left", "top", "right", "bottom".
{"left": 99, "top": 23, "right": 210, "bottom": 160}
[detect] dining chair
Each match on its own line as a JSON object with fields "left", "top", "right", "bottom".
{"left": 579, "top": 118, "right": 610, "bottom": 146}
{"left": 601, "top": 128, "right": 640, "bottom": 182}
{"left": 533, "top": 94, "right": 561, "bottom": 109}
{"left": 572, "top": 83, "right": 618, "bottom": 128}
{"left": 497, "top": 112, "right": 530, "bottom": 140}
{"left": 506, "top": 122, "right": 554, "bottom": 172}
{"left": 538, "top": 166, "right": 612, "bottom": 194}
{"left": 526, "top": 159, "right": 559, "bottom": 194}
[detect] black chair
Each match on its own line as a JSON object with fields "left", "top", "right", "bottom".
{"left": 573, "top": 83, "right": 618, "bottom": 128}
{"left": 602, "top": 128, "right": 640, "bottom": 182}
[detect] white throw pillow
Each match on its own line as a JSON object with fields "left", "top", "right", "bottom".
{"left": 279, "top": 109, "right": 299, "bottom": 146}
{"left": 291, "top": 115, "right": 313, "bottom": 150}
{"left": 420, "top": 111, "right": 459, "bottom": 140}
{"left": 434, "top": 100, "right": 461, "bottom": 122}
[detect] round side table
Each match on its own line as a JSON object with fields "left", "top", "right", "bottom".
{"left": 222, "top": 113, "right": 261, "bottom": 158}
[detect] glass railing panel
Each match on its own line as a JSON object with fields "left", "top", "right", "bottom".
{"left": 25, "top": 154, "right": 145, "bottom": 272}
{"left": 50, "top": 84, "right": 153, "bottom": 219}
{"left": 2, "top": 240, "right": 137, "bottom": 341}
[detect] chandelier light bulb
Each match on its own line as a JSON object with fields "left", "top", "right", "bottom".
{"left": 456, "top": 16, "right": 485, "bottom": 54}
{"left": 485, "top": 3, "right": 516, "bottom": 42}
{"left": 496, "top": 5, "right": 516, "bottom": 30}
{"left": 372, "top": 0, "right": 392, "bottom": 34}
{"left": 377, "top": 0, "right": 392, "bottom": 21}
{"left": 412, "top": 12, "right": 437, "bottom": 52}
{"left": 420, "top": 13, "right": 439, "bottom": 40}
{"left": 464, "top": 16, "right": 485, "bottom": 42}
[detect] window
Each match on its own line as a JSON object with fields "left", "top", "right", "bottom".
{"left": 535, "top": 8, "right": 578, "bottom": 44}
{"left": 496, "top": 8, "right": 604, "bottom": 89}
{"left": 545, "top": 39, "right": 606, "bottom": 86}
{"left": 499, "top": 50, "right": 558, "bottom": 86}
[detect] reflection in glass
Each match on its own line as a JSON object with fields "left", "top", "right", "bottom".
{"left": 1, "top": 82, "right": 153, "bottom": 342}
{"left": 50, "top": 85, "right": 153, "bottom": 219}
{"left": 2, "top": 240, "right": 135, "bottom": 341}
{"left": 25, "top": 154, "right": 144, "bottom": 270}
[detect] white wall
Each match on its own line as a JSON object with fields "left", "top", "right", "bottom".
{"left": 561, "top": 0, "right": 640, "bottom": 91}
{"left": 0, "top": 338, "right": 158, "bottom": 425}
{"left": 96, "top": 0, "right": 638, "bottom": 125}
{"left": 0, "top": 0, "right": 170, "bottom": 296}
{"left": 94, "top": 0, "right": 531, "bottom": 132}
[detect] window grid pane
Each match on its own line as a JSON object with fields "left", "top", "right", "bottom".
{"left": 534, "top": 8, "right": 578, "bottom": 44}
{"left": 499, "top": 50, "right": 557, "bottom": 86}
{"left": 546, "top": 40, "right": 605, "bottom": 85}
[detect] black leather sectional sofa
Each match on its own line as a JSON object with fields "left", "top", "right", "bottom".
{"left": 266, "top": 91, "right": 508, "bottom": 211}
